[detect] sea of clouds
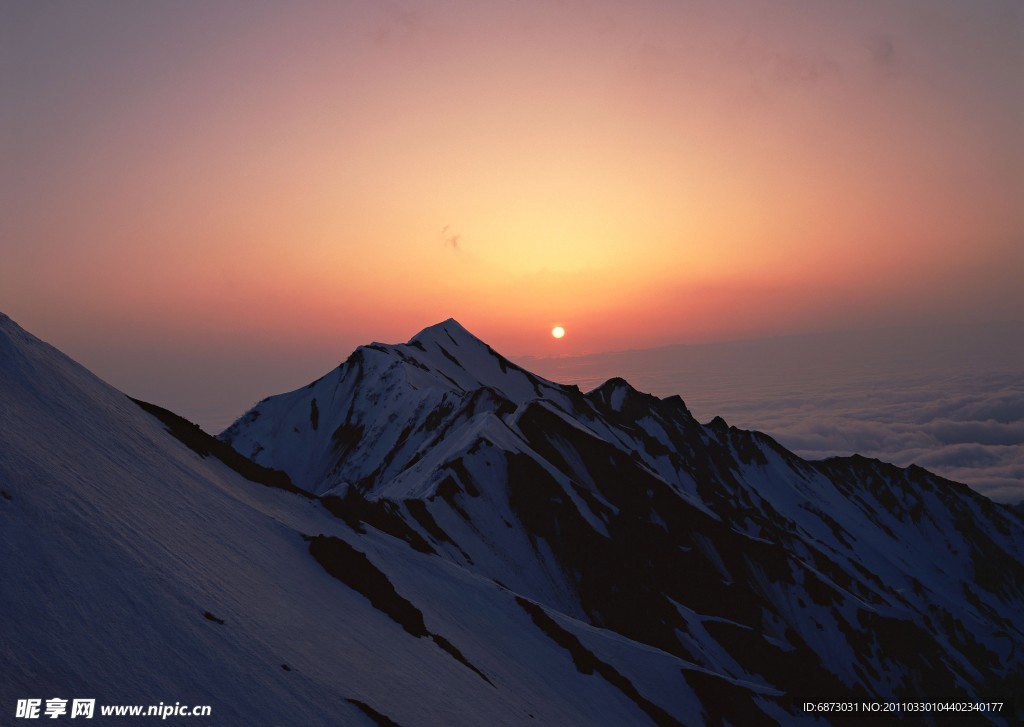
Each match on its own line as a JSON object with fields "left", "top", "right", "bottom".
{"left": 528, "top": 322, "right": 1024, "bottom": 504}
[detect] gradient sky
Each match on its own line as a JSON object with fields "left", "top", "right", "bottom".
{"left": 2, "top": 1, "right": 1022, "bottom": 422}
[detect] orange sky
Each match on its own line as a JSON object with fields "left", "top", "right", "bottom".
{"left": 1, "top": 0, "right": 1021, "bottom": 422}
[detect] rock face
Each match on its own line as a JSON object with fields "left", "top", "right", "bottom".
{"left": 222, "top": 318, "right": 1024, "bottom": 725}
{"left": 2, "top": 312, "right": 1022, "bottom": 726}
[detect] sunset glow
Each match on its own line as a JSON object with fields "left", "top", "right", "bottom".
{"left": 1, "top": 0, "right": 1020, "bottom": 422}
{"left": 552, "top": 326, "right": 566, "bottom": 339}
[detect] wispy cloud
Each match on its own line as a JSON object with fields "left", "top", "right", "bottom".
{"left": 374, "top": 3, "right": 424, "bottom": 47}
{"left": 440, "top": 225, "right": 461, "bottom": 252}
{"left": 865, "top": 34, "right": 898, "bottom": 76}
{"left": 734, "top": 36, "right": 841, "bottom": 88}
{"left": 867, "top": 34, "right": 895, "bottom": 64}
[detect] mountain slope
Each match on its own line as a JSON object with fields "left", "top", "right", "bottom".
{"left": 223, "top": 319, "right": 1024, "bottom": 725}
{"left": 1, "top": 313, "right": 766, "bottom": 725}
{"left": 3, "top": 312, "right": 1021, "bottom": 725}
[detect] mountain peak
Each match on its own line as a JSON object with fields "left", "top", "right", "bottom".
{"left": 409, "top": 318, "right": 482, "bottom": 349}
{"left": 8, "top": 311, "right": 1024, "bottom": 727}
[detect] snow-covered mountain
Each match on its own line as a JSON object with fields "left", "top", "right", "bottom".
{"left": 222, "top": 319, "right": 1024, "bottom": 724}
{"left": 3, "top": 313, "right": 1022, "bottom": 725}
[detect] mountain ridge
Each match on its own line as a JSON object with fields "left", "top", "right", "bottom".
{"left": 3, "top": 312, "right": 1022, "bottom": 725}
{"left": 4, "top": 311, "right": 728, "bottom": 725}
{"left": 221, "top": 318, "right": 1024, "bottom": 724}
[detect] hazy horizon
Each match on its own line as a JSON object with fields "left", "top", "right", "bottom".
{"left": 10, "top": 311, "right": 1020, "bottom": 504}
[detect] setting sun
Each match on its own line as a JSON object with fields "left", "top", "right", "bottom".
{"left": 552, "top": 326, "right": 566, "bottom": 339}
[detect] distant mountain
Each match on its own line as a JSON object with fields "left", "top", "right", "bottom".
{"left": 2, "top": 313, "right": 1022, "bottom": 726}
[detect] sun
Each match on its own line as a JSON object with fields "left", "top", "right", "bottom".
{"left": 551, "top": 326, "right": 565, "bottom": 339}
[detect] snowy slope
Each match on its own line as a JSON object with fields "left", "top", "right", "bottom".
{"left": 1, "top": 312, "right": 787, "bottom": 726}
{"left": 219, "top": 319, "right": 584, "bottom": 498}
{"left": 3, "top": 312, "right": 1022, "bottom": 725}
{"left": 224, "top": 319, "right": 1024, "bottom": 726}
